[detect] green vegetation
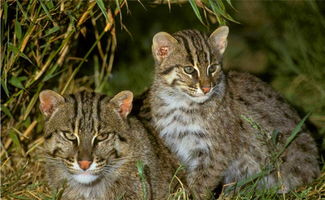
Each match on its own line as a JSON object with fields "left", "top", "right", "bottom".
{"left": 1, "top": 0, "right": 324, "bottom": 199}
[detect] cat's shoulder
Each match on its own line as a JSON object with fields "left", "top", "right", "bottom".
{"left": 226, "top": 71, "right": 275, "bottom": 95}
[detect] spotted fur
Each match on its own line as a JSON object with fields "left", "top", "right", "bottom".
{"left": 145, "top": 27, "right": 320, "bottom": 199}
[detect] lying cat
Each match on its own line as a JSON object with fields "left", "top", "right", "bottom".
{"left": 39, "top": 90, "right": 183, "bottom": 200}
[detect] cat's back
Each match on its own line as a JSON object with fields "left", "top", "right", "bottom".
{"left": 226, "top": 71, "right": 301, "bottom": 133}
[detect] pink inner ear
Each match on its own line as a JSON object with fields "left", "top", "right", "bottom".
{"left": 119, "top": 98, "right": 132, "bottom": 118}
{"left": 40, "top": 103, "right": 53, "bottom": 116}
{"left": 158, "top": 46, "right": 169, "bottom": 57}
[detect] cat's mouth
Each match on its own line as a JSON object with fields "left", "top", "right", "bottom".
{"left": 184, "top": 87, "right": 214, "bottom": 103}
{"left": 71, "top": 173, "right": 99, "bottom": 184}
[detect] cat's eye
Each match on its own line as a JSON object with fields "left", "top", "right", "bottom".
{"left": 96, "top": 132, "right": 110, "bottom": 142}
{"left": 184, "top": 66, "right": 195, "bottom": 74}
{"left": 62, "top": 131, "right": 77, "bottom": 141}
{"left": 208, "top": 64, "right": 219, "bottom": 74}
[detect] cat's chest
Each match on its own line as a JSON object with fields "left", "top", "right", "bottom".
{"left": 153, "top": 94, "right": 211, "bottom": 167}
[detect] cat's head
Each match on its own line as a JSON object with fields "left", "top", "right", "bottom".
{"left": 39, "top": 90, "right": 134, "bottom": 185}
{"left": 152, "top": 26, "right": 228, "bottom": 103}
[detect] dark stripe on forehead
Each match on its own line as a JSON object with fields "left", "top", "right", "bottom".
{"left": 75, "top": 92, "right": 83, "bottom": 135}
{"left": 67, "top": 94, "right": 78, "bottom": 131}
{"left": 190, "top": 30, "right": 204, "bottom": 50}
{"left": 97, "top": 94, "right": 106, "bottom": 122}
{"left": 191, "top": 30, "right": 210, "bottom": 65}
{"left": 67, "top": 94, "right": 78, "bottom": 119}
{"left": 173, "top": 33, "right": 194, "bottom": 65}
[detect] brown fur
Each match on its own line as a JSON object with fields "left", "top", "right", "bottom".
{"left": 40, "top": 90, "right": 183, "bottom": 200}
{"left": 143, "top": 27, "right": 320, "bottom": 199}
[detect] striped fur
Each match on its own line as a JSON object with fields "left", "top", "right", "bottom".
{"left": 147, "top": 27, "right": 320, "bottom": 199}
{"left": 40, "top": 90, "right": 183, "bottom": 200}
{"left": 152, "top": 29, "right": 225, "bottom": 104}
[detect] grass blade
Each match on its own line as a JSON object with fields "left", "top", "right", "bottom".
{"left": 96, "top": 0, "right": 109, "bottom": 22}
{"left": 136, "top": 160, "right": 148, "bottom": 200}
{"left": 0, "top": 105, "right": 14, "bottom": 119}
{"left": 15, "top": 20, "right": 22, "bottom": 42}
{"left": 276, "top": 113, "right": 311, "bottom": 158}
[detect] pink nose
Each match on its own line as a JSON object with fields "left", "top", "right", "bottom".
{"left": 202, "top": 87, "right": 211, "bottom": 94}
{"left": 78, "top": 160, "right": 92, "bottom": 170}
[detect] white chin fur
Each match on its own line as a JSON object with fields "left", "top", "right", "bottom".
{"left": 72, "top": 174, "right": 99, "bottom": 184}
{"left": 187, "top": 95, "right": 210, "bottom": 103}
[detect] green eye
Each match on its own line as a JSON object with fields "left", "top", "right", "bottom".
{"left": 208, "top": 64, "right": 219, "bottom": 74}
{"left": 62, "top": 131, "right": 77, "bottom": 141}
{"left": 96, "top": 132, "right": 110, "bottom": 142}
{"left": 184, "top": 66, "right": 195, "bottom": 74}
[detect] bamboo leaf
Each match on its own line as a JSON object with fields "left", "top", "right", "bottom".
{"left": 115, "top": 0, "right": 121, "bottom": 12}
{"left": 188, "top": 0, "right": 204, "bottom": 24}
{"left": 96, "top": 0, "right": 109, "bottom": 22}
{"left": 225, "top": 0, "right": 235, "bottom": 9}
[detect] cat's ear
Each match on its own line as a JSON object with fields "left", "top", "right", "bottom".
{"left": 110, "top": 91, "right": 133, "bottom": 119}
{"left": 39, "top": 90, "right": 65, "bottom": 117}
{"left": 152, "top": 32, "right": 178, "bottom": 64}
{"left": 209, "top": 26, "right": 229, "bottom": 55}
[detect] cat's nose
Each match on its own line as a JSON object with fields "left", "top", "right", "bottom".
{"left": 78, "top": 160, "right": 92, "bottom": 170}
{"left": 202, "top": 87, "right": 211, "bottom": 94}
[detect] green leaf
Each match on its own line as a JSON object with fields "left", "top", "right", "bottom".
{"left": 1, "top": 78, "right": 10, "bottom": 97}
{"left": 136, "top": 160, "right": 148, "bottom": 200}
{"left": 8, "top": 43, "right": 34, "bottom": 65}
{"left": 15, "top": 20, "right": 22, "bottom": 42}
{"left": 115, "top": 0, "right": 121, "bottom": 12}
{"left": 8, "top": 76, "right": 27, "bottom": 89}
{"left": 96, "top": 0, "right": 109, "bottom": 22}
{"left": 45, "top": 0, "right": 54, "bottom": 9}
{"left": 8, "top": 129, "right": 22, "bottom": 151}
{"left": 39, "top": 0, "right": 55, "bottom": 23}
{"left": 44, "top": 26, "right": 60, "bottom": 37}
{"left": 208, "top": 0, "right": 238, "bottom": 24}
{"left": 225, "top": 0, "right": 235, "bottom": 9}
{"left": 189, "top": 0, "right": 204, "bottom": 24}
{"left": 0, "top": 105, "right": 14, "bottom": 119}
{"left": 271, "top": 129, "right": 280, "bottom": 145}
{"left": 276, "top": 113, "right": 311, "bottom": 158}
{"left": 284, "top": 113, "right": 311, "bottom": 149}
{"left": 225, "top": 166, "right": 273, "bottom": 193}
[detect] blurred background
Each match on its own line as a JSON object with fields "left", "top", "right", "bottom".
{"left": 1, "top": 0, "right": 324, "bottom": 198}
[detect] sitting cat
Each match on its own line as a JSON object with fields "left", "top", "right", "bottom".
{"left": 39, "top": 90, "right": 183, "bottom": 200}
{"left": 142, "top": 26, "right": 320, "bottom": 199}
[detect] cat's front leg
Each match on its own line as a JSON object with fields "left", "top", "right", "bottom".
{"left": 186, "top": 164, "right": 225, "bottom": 200}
